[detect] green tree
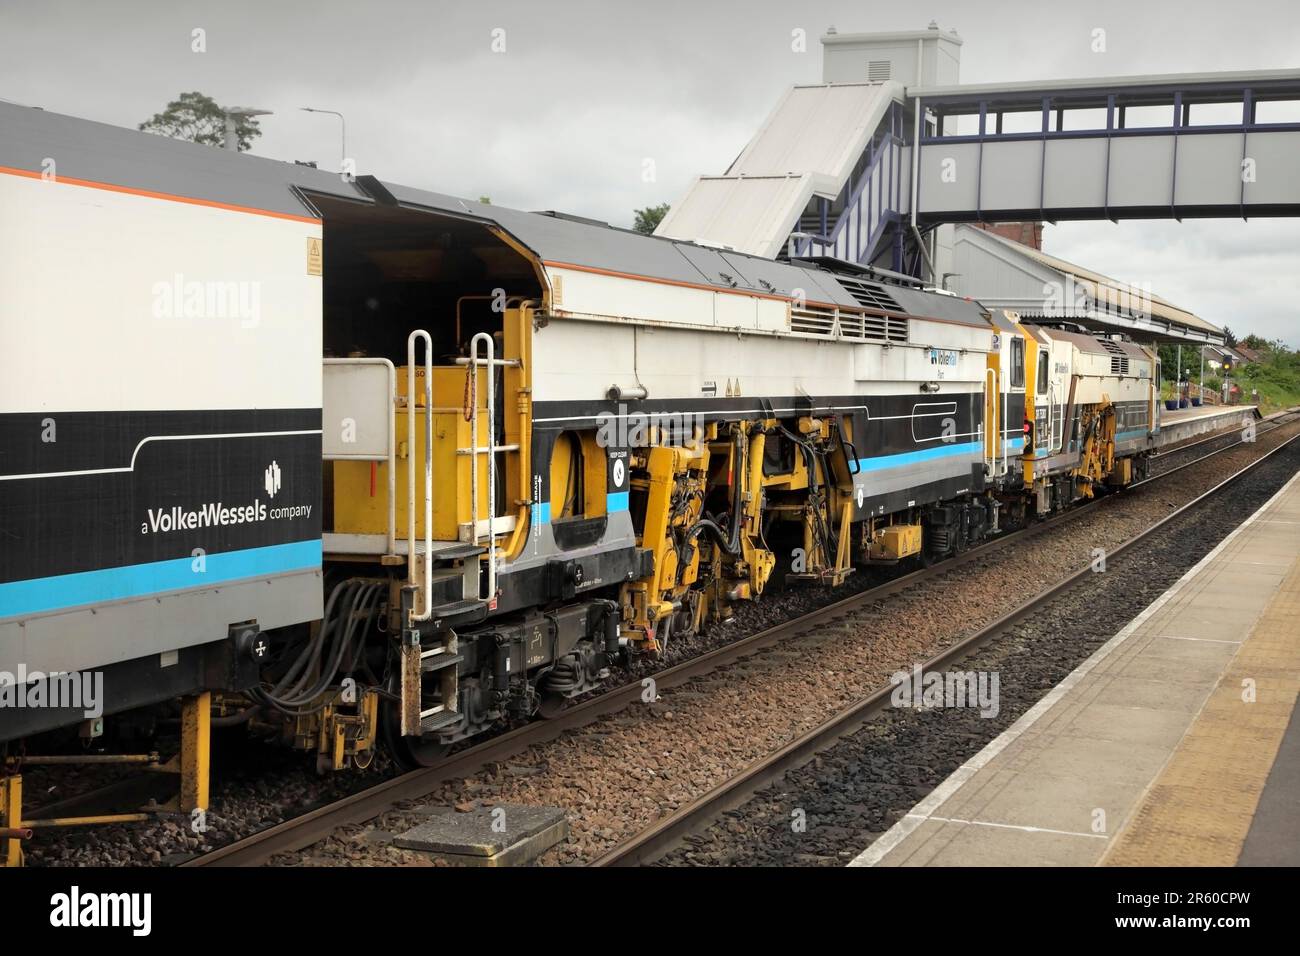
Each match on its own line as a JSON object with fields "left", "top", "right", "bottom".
{"left": 1221, "top": 325, "right": 1237, "bottom": 348}
{"left": 139, "top": 92, "right": 262, "bottom": 152}
{"left": 1157, "top": 342, "right": 1213, "bottom": 386}
{"left": 633, "top": 203, "right": 670, "bottom": 235}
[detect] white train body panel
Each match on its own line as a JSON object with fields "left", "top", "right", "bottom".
{"left": 0, "top": 171, "right": 321, "bottom": 414}
{"left": 538, "top": 265, "right": 991, "bottom": 408}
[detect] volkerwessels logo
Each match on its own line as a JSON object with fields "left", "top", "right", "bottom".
{"left": 264, "top": 460, "right": 282, "bottom": 498}
{"left": 139, "top": 460, "right": 311, "bottom": 536}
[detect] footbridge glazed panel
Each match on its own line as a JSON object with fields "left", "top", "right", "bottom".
{"left": 915, "top": 69, "right": 1300, "bottom": 222}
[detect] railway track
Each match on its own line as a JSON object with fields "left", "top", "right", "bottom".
{"left": 180, "top": 408, "right": 1299, "bottom": 867}
{"left": 1150, "top": 407, "right": 1297, "bottom": 471}
{"left": 591, "top": 426, "right": 1300, "bottom": 866}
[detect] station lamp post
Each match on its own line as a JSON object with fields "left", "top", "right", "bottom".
{"left": 301, "top": 107, "right": 347, "bottom": 171}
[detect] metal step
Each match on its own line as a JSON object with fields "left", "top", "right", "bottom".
{"left": 433, "top": 543, "right": 486, "bottom": 561}
{"left": 431, "top": 598, "right": 488, "bottom": 626}
{"left": 419, "top": 708, "right": 462, "bottom": 733}
{"left": 420, "top": 647, "right": 464, "bottom": 674}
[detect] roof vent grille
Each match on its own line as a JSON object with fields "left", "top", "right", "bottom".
{"left": 868, "top": 60, "right": 892, "bottom": 82}
{"left": 1110, "top": 356, "right": 1130, "bottom": 376}
{"left": 835, "top": 276, "right": 904, "bottom": 314}
{"left": 791, "top": 306, "right": 908, "bottom": 344}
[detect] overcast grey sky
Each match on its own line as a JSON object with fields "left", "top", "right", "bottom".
{"left": 2, "top": 0, "right": 1297, "bottom": 345}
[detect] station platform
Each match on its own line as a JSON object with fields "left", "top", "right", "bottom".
{"left": 1155, "top": 403, "right": 1257, "bottom": 449}
{"left": 851, "top": 467, "right": 1300, "bottom": 867}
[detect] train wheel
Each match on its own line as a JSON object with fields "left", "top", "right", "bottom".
{"left": 391, "top": 736, "right": 451, "bottom": 770}
{"left": 378, "top": 702, "right": 451, "bottom": 769}
{"left": 537, "top": 692, "right": 567, "bottom": 719}
{"left": 377, "top": 681, "right": 452, "bottom": 769}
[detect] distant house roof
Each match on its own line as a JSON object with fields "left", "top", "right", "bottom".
{"left": 1203, "top": 344, "right": 1242, "bottom": 363}
{"left": 1234, "top": 345, "right": 1266, "bottom": 363}
{"left": 952, "top": 224, "right": 1224, "bottom": 345}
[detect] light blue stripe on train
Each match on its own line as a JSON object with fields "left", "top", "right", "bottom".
{"left": 854, "top": 440, "right": 982, "bottom": 473}
{"left": 0, "top": 540, "right": 322, "bottom": 619}
{"left": 531, "top": 492, "right": 628, "bottom": 526}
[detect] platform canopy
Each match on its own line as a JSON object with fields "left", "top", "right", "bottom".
{"left": 950, "top": 224, "right": 1224, "bottom": 345}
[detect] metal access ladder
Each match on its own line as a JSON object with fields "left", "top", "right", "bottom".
{"left": 455, "top": 332, "right": 521, "bottom": 604}
{"left": 400, "top": 330, "right": 519, "bottom": 738}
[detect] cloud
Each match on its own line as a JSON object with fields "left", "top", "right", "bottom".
{"left": 1046, "top": 220, "right": 1300, "bottom": 346}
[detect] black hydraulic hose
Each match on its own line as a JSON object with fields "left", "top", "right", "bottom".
{"left": 252, "top": 579, "right": 385, "bottom": 717}
{"left": 215, "top": 587, "right": 342, "bottom": 724}
{"left": 673, "top": 430, "right": 747, "bottom": 586}
{"left": 726, "top": 429, "right": 745, "bottom": 553}
{"left": 838, "top": 422, "right": 861, "bottom": 475}
{"left": 681, "top": 429, "right": 746, "bottom": 557}
{"left": 270, "top": 577, "right": 352, "bottom": 699}
{"left": 780, "top": 424, "right": 838, "bottom": 564}
{"left": 210, "top": 705, "right": 261, "bottom": 728}
{"left": 268, "top": 581, "right": 352, "bottom": 704}
{"left": 280, "top": 582, "right": 380, "bottom": 707}
{"left": 277, "top": 594, "right": 362, "bottom": 706}
{"left": 683, "top": 517, "right": 740, "bottom": 557}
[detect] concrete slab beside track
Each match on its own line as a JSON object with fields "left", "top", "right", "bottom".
{"left": 850, "top": 465, "right": 1300, "bottom": 867}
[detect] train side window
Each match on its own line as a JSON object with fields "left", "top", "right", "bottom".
{"left": 1036, "top": 349, "right": 1049, "bottom": 394}
{"left": 1010, "top": 337, "right": 1025, "bottom": 388}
